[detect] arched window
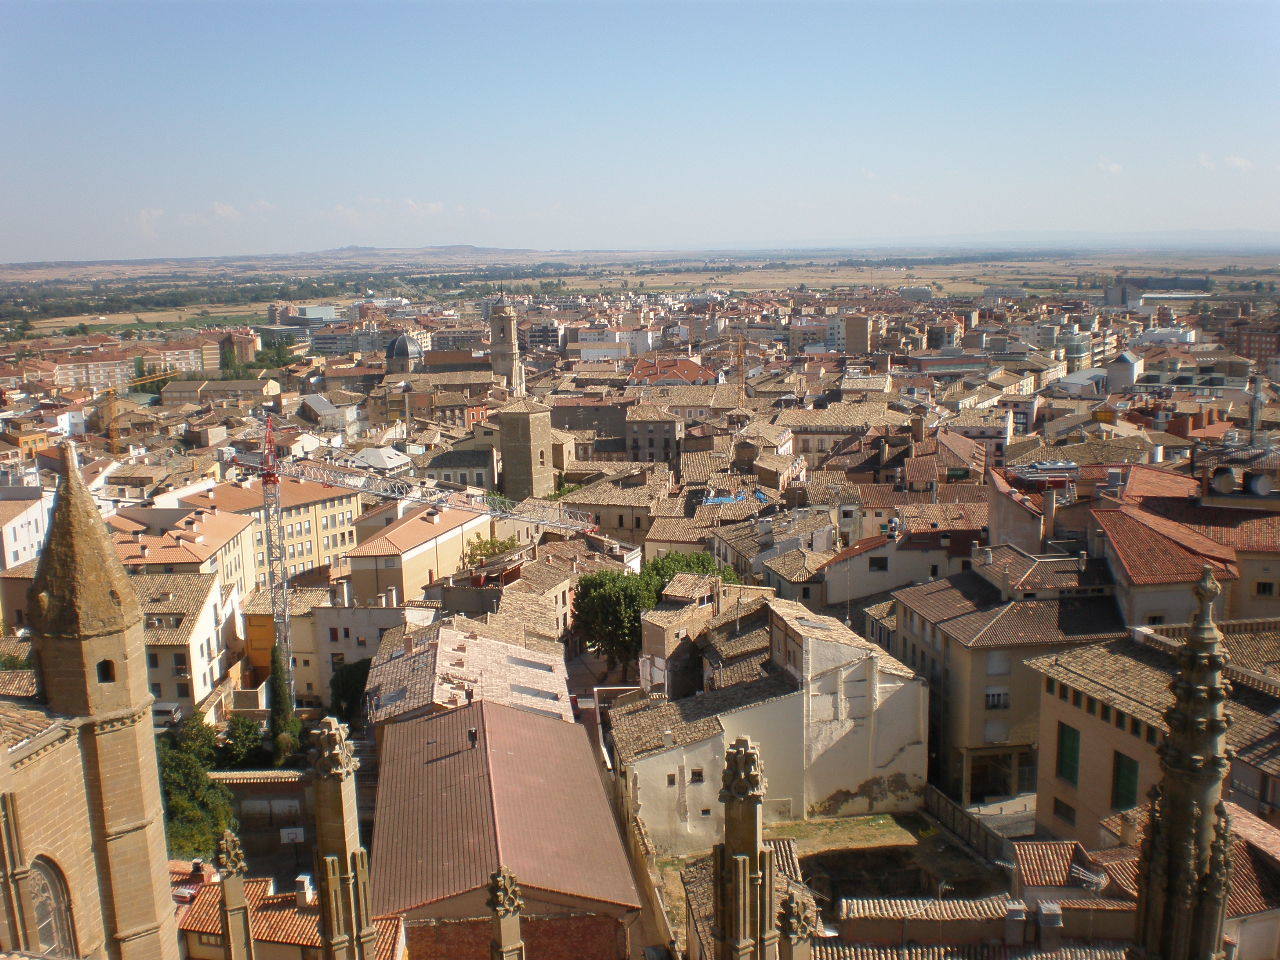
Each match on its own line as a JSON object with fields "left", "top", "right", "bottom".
{"left": 29, "top": 858, "right": 75, "bottom": 958}
{"left": 95, "top": 660, "right": 115, "bottom": 684}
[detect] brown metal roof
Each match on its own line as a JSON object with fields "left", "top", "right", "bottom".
{"left": 370, "top": 700, "right": 639, "bottom": 917}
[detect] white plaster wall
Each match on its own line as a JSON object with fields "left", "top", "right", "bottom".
{"left": 1227, "top": 911, "right": 1280, "bottom": 960}
{"left": 632, "top": 736, "right": 726, "bottom": 855}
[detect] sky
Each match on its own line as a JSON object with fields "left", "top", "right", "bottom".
{"left": 1, "top": 0, "right": 1278, "bottom": 262}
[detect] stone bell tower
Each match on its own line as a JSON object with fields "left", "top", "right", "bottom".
{"left": 308, "top": 718, "right": 377, "bottom": 960}
{"left": 489, "top": 296, "right": 525, "bottom": 398}
{"left": 1130, "top": 567, "right": 1232, "bottom": 960}
{"left": 712, "top": 737, "right": 779, "bottom": 960}
{"left": 28, "top": 443, "right": 178, "bottom": 960}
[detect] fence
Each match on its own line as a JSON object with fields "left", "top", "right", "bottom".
{"left": 922, "top": 784, "right": 1014, "bottom": 864}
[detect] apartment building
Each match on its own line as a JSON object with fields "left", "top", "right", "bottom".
{"left": 110, "top": 505, "right": 257, "bottom": 598}
{"left": 181, "top": 477, "right": 362, "bottom": 586}
{"left": 891, "top": 545, "right": 1127, "bottom": 805}
{"left": 1029, "top": 614, "right": 1280, "bottom": 844}
{"left": 138, "top": 572, "right": 241, "bottom": 720}
{"left": 0, "top": 486, "right": 54, "bottom": 571}
{"left": 343, "top": 503, "right": 492, "bottom": 606}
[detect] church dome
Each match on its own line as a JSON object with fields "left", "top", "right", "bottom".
{"left": 386, "top": 333, "right": 423, "bottom": 361}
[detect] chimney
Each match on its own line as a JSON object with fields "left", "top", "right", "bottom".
{"left": 295, "top": 874, "right": 314, "bottom": 908}
{"left": 191, "top": 857, "right": 205, "bottom": 877}
{"left": 911, "top": 415, "right": 926, "bottom": 443}
{"left": 1042, "top": 487, "right": 1057, "bottom": 550}
{"left": 1118, "top": 810, "right": 1139, "bottom": 847}
{"left": 1004, "top": 900, "right": 1027, "bottom": 947}
{"left": 662, "top": 729, "right": 675, "bottom": 747}
{"left": 1037, "top": 903, "right": 1063, "bottom": 951}
{"left": 386, "top": 585, "right": 398, "bottom": 607}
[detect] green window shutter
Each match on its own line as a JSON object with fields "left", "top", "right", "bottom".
{"left": 1056, "top": 722, "right": 1080, "bottom": 785}
{"left": 1112, "top": 751, "right": 1139, "bottom": 810}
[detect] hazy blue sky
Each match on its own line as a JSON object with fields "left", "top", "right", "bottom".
{"left": 1, "top": 0, "right": 1277, "bottom": 261}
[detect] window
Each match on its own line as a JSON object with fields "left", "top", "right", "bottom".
{"left": 1045, "top": 677, "right": 1054, "bottom": 693}
{"left": 198, "top": 934, "right": 223, "bottom": 947}
{"left": 869, "top": 556, "right": 888, "bottom": 572}
{"left": 1056, "top": 722, "right": 1080, "bottom": 785}
{"left": 701, "top": 809, "right": 712, "bottom": 817}
{"left": 1053, "top": 798, "right": 1076, "bottom": 825}
{"left": 1086, "top": 696, "right": 1097, "bottom": 715}
{"left": 667, "top": 774, "right": 676, "bottom": 787}
{"left": 985, "top": 686, "right": 1010, "bottom": 710}
{"left": 1114, "top": 709, "right": 1126, "bottom": 730}
{"left": 1111, "top": 751, "right": 1139, "bottom": 810}
{"left": 1072, "top": 690, "right": 1082, "bottom": 708}
{"left": 1257, "top": 582, "right": 1276, "bottom": 597}
{"left": 1146, "top": 615, "right": 1165, "bottom": 626}
{"left": 147, "top": 652, "right": 158, "bottom": 669}
{"left": 30, "top": 858, "right": 75, "bottom": 958}
{"left": 150, "top": 683, "right": 162, "bottom": 697}
{"left": 1130, "top": 717, "right": 1142, "bottom": 737}
{"left": 1146, "top": 726, "right": 1158, "bottom": 744}
{"left": 96, "top": 660, "right": 115, "bottom": 683}
{"left": 930, "top": 565, "right": 939, "bottom": 577}
{"left": 691, "top": 769, "right": 704, "bottom": 784}
{"left": 176, "top": 682, "right": 189, "bottom": 699}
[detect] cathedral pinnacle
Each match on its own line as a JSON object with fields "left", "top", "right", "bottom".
{"left": 216, "top": 830, "right": 247, "bottom": 877}
{"left": 309, "top": 717, "right": 360, "bottom": 780}
{"left": 29, "top": 442, "right": 142, "bottom": 642}
{"left": 1130, "top": 565, "right": 1233, "bottom": 960}
{"left": 720, "top": 737, "right": 767, "bottom": 804}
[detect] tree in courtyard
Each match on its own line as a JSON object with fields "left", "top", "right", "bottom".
{"left": 572, "top": 553, "right": 738, "bottom": 671}
{"left": 156, "top": 716, "right": 236, "bottom": 859}
{"left": 218, "top": 715, "right": 268, "bottom": 770}
{"left": 330, "top": 658, "right": 372, "bottom": 725}
{"left": 268, "top": 644, "right": 302, "bottom": 765}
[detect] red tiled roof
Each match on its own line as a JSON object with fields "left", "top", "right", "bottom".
{"left": 819, "top": 535, "right": 890, "bottom": 570}
{"left": 370, "top": 700, "right": 640, "bottom": 917}
{"left": 1094, "top": 506, "right": 1238, "bottom": 586}
{"left": 179, "top": 879, "right": 402, "bottom": 959}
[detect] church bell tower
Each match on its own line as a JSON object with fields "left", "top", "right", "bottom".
{"left": 28, "top": 444, "right": 178, "bottom": 960}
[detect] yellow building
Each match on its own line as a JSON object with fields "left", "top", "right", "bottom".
{"left": 182, "top": 478, "right": 361, "bottom": 586}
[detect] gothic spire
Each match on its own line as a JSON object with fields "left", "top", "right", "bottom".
{"left": 1132, "top": 566, "right": 1233, "bottom": 960}
{"left": 29, "top": 442, "right": 141, "bottom": 642}
{"left": 713, "top": 738, "right": 779, "bottom": 960}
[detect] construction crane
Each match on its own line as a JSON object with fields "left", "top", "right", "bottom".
{"left": 236, "top": 416, "right": 597, "bottom": 699}
{"left": 96, "top": 366, "right": 182, "bottom": 452}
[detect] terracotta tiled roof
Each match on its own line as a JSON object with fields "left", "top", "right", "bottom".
{"left": 370, "top": 700, "right": 639, "bottom": 917}
{"left": 1028, "top": 638, "right": 1280, "bottom": 775}
{"left": 838, "top": 895, "right": 1012, "bottom": 921}
{"left": 609, "top": 672, "right": 797, "bottom": 764}
{"left": 893, "top": 573, "right": 1127, "bottom": 650}
{"left": 1094, "top": 506, "right": 1238, "bottom": 585}
{"left": 344, "top": 506, "right": 476, "bottom": 558}
{"left": 179, "top": 879, "right": 402, "bottom": 958}
{"left": 0, "top": 671, "right": 37, "bottom": 698}
{"left": 851, "top": 483, "right": 987, "bottom": 510}
{"left": 1013, "top": 840, "right": 1083, "bottom": 887}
